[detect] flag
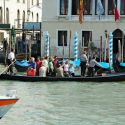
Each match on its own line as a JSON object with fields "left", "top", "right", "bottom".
{"left": 113, "top": 0, "right": 119, "bottom": 21}
{"left": 79, "top": 0, "right": 83, "bottom": 24}
{"left": 96, "top": 0, "right": 104, "bottom": 15}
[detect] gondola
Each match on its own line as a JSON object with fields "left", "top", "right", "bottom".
{"left": 0, "top": 92, "right": 19, "bottom": 119}
{"left": 0, "top": 72, "right": 125, "bottom": 82}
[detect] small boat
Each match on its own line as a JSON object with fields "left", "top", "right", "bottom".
{"left": 0, "top": 92, "right": 19, "bottom": 119}
{"left": 0, "top": 72, "right": 125, "bottom": 82}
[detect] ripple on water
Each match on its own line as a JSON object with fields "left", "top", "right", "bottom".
{"left": 0, "top": 81, "right": 125, "bottom": 125}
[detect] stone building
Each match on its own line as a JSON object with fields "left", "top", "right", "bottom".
{"left": 42, "top": 0, "right": 125, "bottom": 60}
{"left": 0, "top": 0, "right": 42, "bottom": 47}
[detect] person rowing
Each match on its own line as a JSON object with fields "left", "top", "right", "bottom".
{"left": 87, "top": 56, "right": 102, "bottom": 77}
{"left": 7, "top": 48, "right": 15, "bottom": 75}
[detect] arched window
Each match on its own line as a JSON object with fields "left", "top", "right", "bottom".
{"left": 72, "top": 0, "right": 80, "bottom": 15}
{"left": 17, "top": 9, "right": 20, "bottom": 28}
{"left": 0, "top": 7, "right": 3, "bottom": 23}
{"left": 23, "top": 0, "right": 25, "bottom": 3}
{"left": 37, "top": 0, "right": 39, "bottom": 5}
{"left": 6, "top": 8, "right": 9, "bottom": 24}
{"left": 108, "top": 0, "right": 114, "bottom": 15}
{"left": 32, "top": 0, "right": 34, "bottom": 5}
{"left": 95, "top": 0, "right": 105, "bottom": 15}
{"left": 36, "top": 13, "right": 39, "bottom": 22}
{"left": 83, "top": 0, "right": 92, "bottom": 15}
{"left": 60, "top": 0, "right": 68, "bottom": 15}
{"left": 22, "top": 10, "right": 25, "bottom": 22}
{"left": 32, "top": 12, "right": 34, "bottom": 21}
{"left": 120, "top": 0, "right": 125, "bottom": 15}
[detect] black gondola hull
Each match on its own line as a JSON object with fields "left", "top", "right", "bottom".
{"left": 0, "top": 73, "right": 125, "bottom": 82}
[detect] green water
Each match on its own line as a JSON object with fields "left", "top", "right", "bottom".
{"left": 0, "top": 81, "right": 125, "bottom": 125}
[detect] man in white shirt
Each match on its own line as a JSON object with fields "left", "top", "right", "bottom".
{"left": 7, "top": 48, "right": 15, "bottom": 74}
{"left": 88, "top": 56, "right": 101, "bottom": 77}
{"left": 80, "top": 51, "right": 88, "bottom": 76}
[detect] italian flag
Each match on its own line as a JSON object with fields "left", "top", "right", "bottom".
{"left": 114, "top": 0, "right": 119, "bottom": 21}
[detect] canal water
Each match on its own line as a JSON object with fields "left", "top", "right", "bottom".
{"left": 0, "top": 81, "right": 125, "bottom": 125}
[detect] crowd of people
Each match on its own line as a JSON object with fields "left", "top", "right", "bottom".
{"left": 27, "top": 56, "right": 75, "bottom": 77}
{"left": 7, "top": 47, "right": 103, "bottom": 77}
{"left": 27, "top": 50, "right": 103, "bottom": 77}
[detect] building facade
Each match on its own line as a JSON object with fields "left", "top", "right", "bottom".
{"left": 42, "top": 0, "right": 125, "bottom": 60}
{"left": 0, "top": 0, "right": 42, "bottom": 44}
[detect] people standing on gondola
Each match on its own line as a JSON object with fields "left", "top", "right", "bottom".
{"left": 69, "top": 64, "right": 75, "bottom": 77}
{"left": 64, "top": 60, "right": 70, "bottom": 77}
{"left": 80, "top": 51, "right": 88, "bottom": 76}
{"left": 28, "top": 57, "right": 36, "bottom": 76}
{"left": 53, "top": 56, "right": 58, "bottom": 76}
{"left": 7, "top": 48, "right": 15, "bottom": 74}
{"left": 56, "top": 64, "right": 64, "bottom": 77}
{"left": 39, "top": 63, "right": 47, "bottom": 77}
{"left": 35, "top": 57, "right": 42, "bottom": 76}
{"left": 47, "top": 57, "right": 54, "bottom": 76}
{"left": 42, "top": 57, "right": 48, "bottom": 69}
{"left": 87, "top": 56, "right": 101, "bottom": 77}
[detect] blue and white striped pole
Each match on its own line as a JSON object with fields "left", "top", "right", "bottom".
{"left": 74, "top": 32, "right": 78, "bottom": 61}
{"left": 44, "top": 31, "right": 49, "bottom": 57}
{"left": 109, "top": 32, "right": 113, "bottom": 70}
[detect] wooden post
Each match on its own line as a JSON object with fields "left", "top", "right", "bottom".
{"left": 62, "top": 33, "right": 64, "bottom": 58}
{"left": 100, "top": 36, "right": 102, "bottom": 62}
{"left": 122, "top": 33, "right": 124, "bottom": 62}
{"left": 69, "top": 30, "right": 71, "bottom": 59}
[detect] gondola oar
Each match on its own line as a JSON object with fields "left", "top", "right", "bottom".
{"left": 0, "top": 60, "right": 16, "bottom": 75}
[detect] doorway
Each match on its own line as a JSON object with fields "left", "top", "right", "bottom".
{"left": 112, "top": 29, "right": 123, "bottom": 62}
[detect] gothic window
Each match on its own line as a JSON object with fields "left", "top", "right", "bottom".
{"left": 36, "top": 13, "right": 39, "bottom": 22}
{"left": 23, "top": 0, "right": 25, "bottom": 3}
{"left": 82, "top": 31, "right": 92, "bottom": 47}
{"left": 60, "top": 0, "right": 68, "bottom": 15}
{"left": 84, "top": 0, "right": 92, "bottom": 15}
{"left": 120, "top": 0, "right": 125, "bottom": 15}
{"left": 0, "top": 7, "right": 3, "bottom": 23}
{"left": 17, "top": 9, "right": 20, "bottom": 28}
{"left": 58, "top": 31, "right": 67, "bottom": 46}
{"left": 72, "top": 0, "right": 80, "bottom": 15}
{"left": 22, "top": 10, "right": 25, "bottom": 22}
{"left": 32, "top": 12, "right": 34, "bottom": 21}
{"left": 32, "top": 0, "right": 34, "bottom": 5}
{"left": 6, "top": 8, "right": 9, "bottom": 24}
{"left": 37, "top": 0, "right": 39, "bottom": 5}
{"left": 108, "top": 0, "right": 115, "bottom": 15}
{"left": 95, "top": 0, "right": 105, "bottom": 15}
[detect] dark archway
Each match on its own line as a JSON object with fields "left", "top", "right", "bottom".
{"left": 112, "top": 29, "right": 123, "bottom": 55}
{"left": 112, "top": 29, "right": 125, "bottom": 64}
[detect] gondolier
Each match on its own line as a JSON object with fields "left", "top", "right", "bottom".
{"left": 88, "top": 56, "right": 101, "bottom": 77}
{"left": 80, "top": 51, "right": 88, "bottom": 76}
{"left": 7, "top": 48, "right": 15, "bottom": 74}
